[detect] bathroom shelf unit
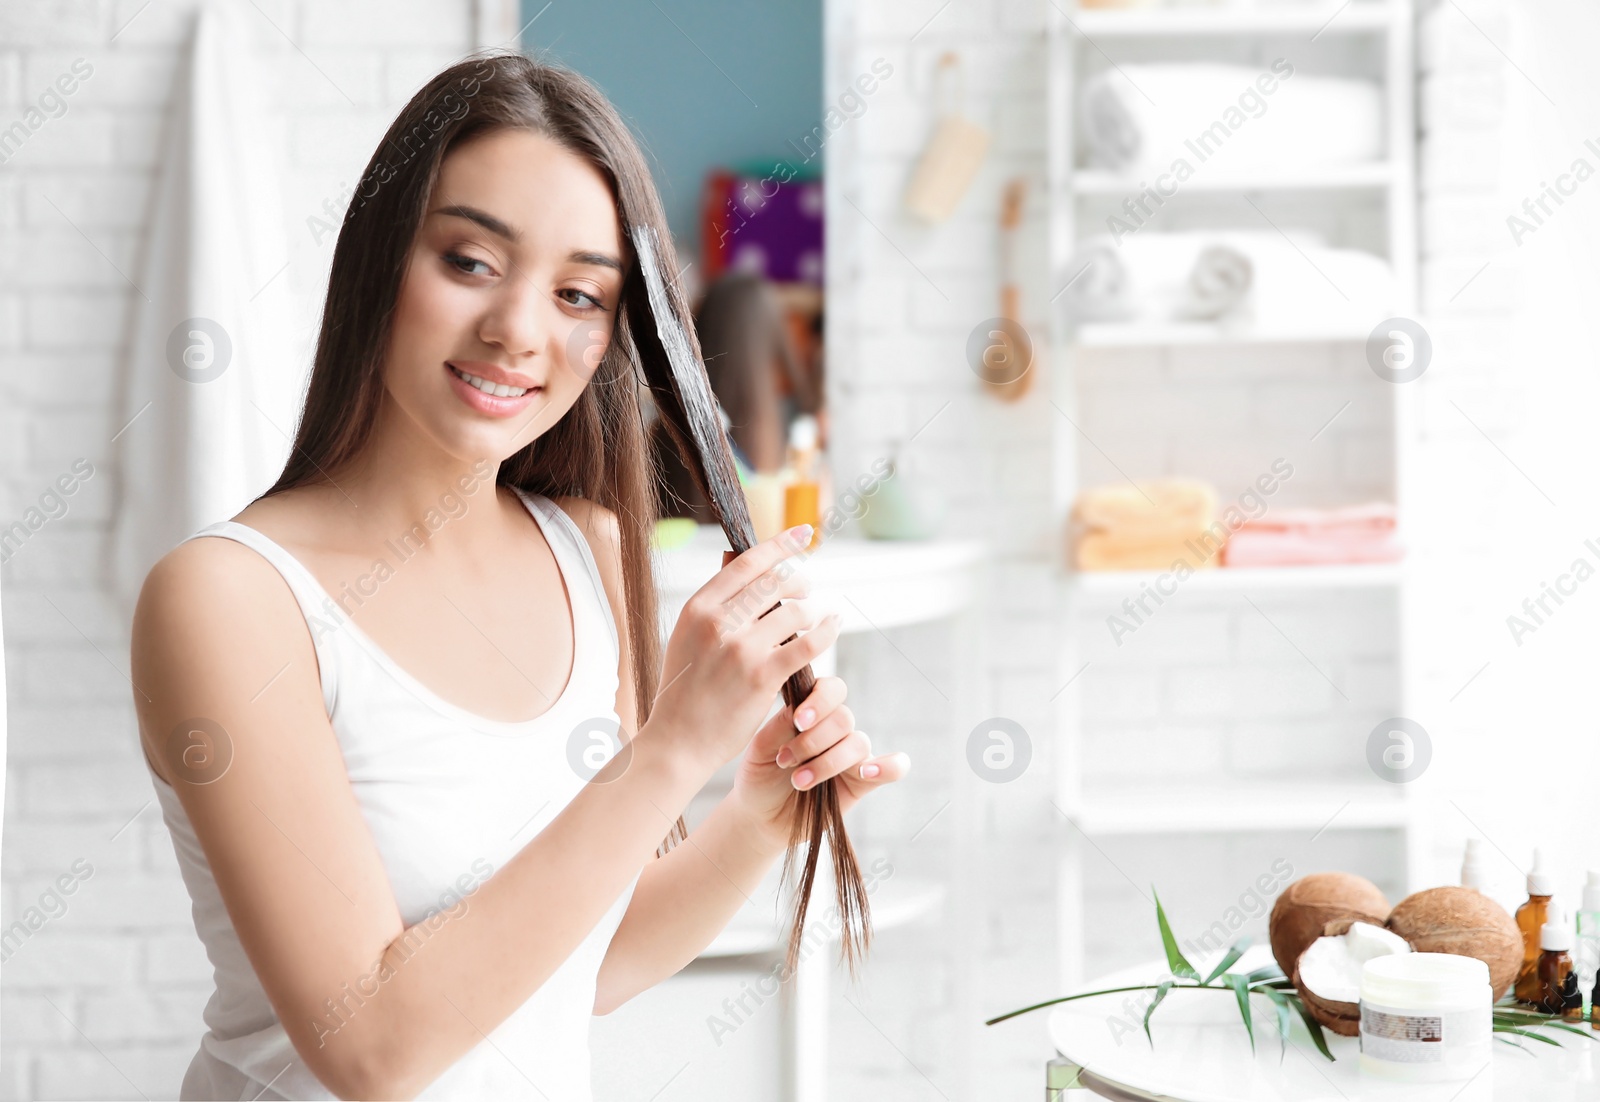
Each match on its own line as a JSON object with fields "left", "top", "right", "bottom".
{"left": 1047, "top": 0, "right": 1420, "bottom": 989}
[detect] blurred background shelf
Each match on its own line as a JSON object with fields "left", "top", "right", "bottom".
{"left": 1066, "top": 562, "right": 1403, "bottom": 596}
{"left": 1071, "top": 321, "right": 1377, "bottom": 347}
{"left": 1069, "top": 163, "right": 1394, "bottom": 195}
{"left": 701, "top": 876, "right": 946, "bottom": 958}
{"left": 1068, "top": 3, "right": 1400, "bottom": 38}
{"left": 1048, "top": 0, "right": 1419, "bottom": 992}
{"left": 1060, "top": 784, "right": 1413, "bottom": 835}
{"left": 652, "top": 523, "right": 986, "bottom": 634}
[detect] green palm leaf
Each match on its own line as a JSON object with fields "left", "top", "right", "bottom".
{"left": 1245, "top": 963, "right": 1285, "bottom": 984}
{"left": 1288, "top": 991, "right": 1335, "bottom": 1060}
{"left": 1222, "top": 972, "right": 1255, "bottom": 1053}
{"left": 1202, "top": 936, "right": 1252, "bottom": 986}
{"left": 1152, "top": 888, "right": 1199, "bottom": 981}
{"left": 1262, "top": 987, "right": 1295, "bottom": 1063}
{"left": 1142, "top": 981, "right": 1174, "bottom": 1046}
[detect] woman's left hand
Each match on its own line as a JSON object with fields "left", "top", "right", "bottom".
{"left": 728, "top": 675, "right": 911, "bottom": 850}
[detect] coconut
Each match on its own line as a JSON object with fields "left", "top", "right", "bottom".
{"left": 1386, "top": 886, "right": 1523, "bottom": 1000}
{"left": 1269, "top": 872, "right": 1393, "bottom": 977}
{"left": 1292, "top": 920, "right": 1412, "bottom": 1036}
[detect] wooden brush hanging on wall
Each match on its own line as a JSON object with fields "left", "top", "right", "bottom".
{"left": 980, "top": 176, "right": 1036, "bottom": 400}
{"left": 628, "top": 225, "right": 873, "bottom": 979}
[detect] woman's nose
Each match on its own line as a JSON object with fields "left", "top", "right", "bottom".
{"left": 477, "top": 277, "right": 546, "bottom": 357}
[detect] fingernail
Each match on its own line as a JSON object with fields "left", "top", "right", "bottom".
{"left": 795, "top": 707, "right": 816, "bottom": 730}
{"left": 787, "top": 524, "right": 813, "bottom": 545}
{"left": 860, "top": 764, "right": 880, "bottom": 779}
{"left": 775, "top": 746, "right": 795, "bottom": 768}
{"left": 792, "top": 769, "right": 813, "bottom": 789}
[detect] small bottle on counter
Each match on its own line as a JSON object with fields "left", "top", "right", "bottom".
{"left": 1535, "top": 907, "right": 1576, "bottom": 1015}
{"left": 1460, "top": 838, "right": 1488, "bottom": 892}
{"left": 1561, "top": 971, "right": 1583, "bottom": 1022}
{"left": 1514, "top": 848, "right": 1555, "bottom": 1004}
{"left": 781, "top": 415, "right": 822, "bottom": 551}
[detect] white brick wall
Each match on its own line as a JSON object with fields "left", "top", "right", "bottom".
{"left": 0, "top": 3, "right": 479, "bottom": 1097}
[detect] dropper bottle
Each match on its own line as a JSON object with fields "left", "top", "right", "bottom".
{"left": 1535, "top": 906, "right": 1576, "bottom": 1015}
{"left": 1579, "top": 871, "right": 1600, "bottom": 1023}
{"left": 1515, "top": 849, "right": 1555, "bottom": 1004}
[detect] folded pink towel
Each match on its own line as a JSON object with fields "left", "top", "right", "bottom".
{"left": 1240, "top": 502, "right": 1396, "bottom": 533}
{"left": 1223, "top": 529, "right": 1404, "bottom": 567}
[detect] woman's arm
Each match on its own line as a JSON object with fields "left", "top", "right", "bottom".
{"left": 131, "top": 535, "right": 712, "bottom": 1101}
{"left": 555, "top": 496, "right": 794, "bottom": 1014}
{"left": 592, "top": 790, "right": 787, "bottom": 1013}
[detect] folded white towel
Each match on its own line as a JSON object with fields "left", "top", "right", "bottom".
{"left": 1080, "top": 63, "right": 1384, "bottom": 177}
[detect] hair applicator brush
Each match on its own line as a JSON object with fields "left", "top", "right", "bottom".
{"left": 629, "top": 224, "right": 872, "bottom": 979}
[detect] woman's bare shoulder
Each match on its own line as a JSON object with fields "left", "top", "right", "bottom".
{"left": 132, "top": 492, "right": 327, "bottom": 691}
{"left": 131, "top": 510, "right": 326, "bottom": 785}
{"left": 548, "top": 495, "right": 621, "bottom": 556}
{"left": 138, "top": 487, "right": 323, "bottom": 609}
{"left": 547, "top": 496, "right": 627, "bottom": 633}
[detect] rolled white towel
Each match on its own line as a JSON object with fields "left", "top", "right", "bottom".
{"left": 1079, "top": 72, "right": 1142, "bottom": 169}
{"left": 1059, "top": 238, "right": 1127, "bottom": 320}
{"left": 1062, "top": 229, "right": 1402, "bottom": 330}
{"left": 1244, "top": 244, "right": 1402, "bottom": 330}
{"left": 1186, "top": 244, "right": 1253, "bottom": 320}
{"left": 1062, "top": 232, "right": 1281, "bottom": 323}
{"left": 1079, "top": 63, "right": 1384, "bottom": 177}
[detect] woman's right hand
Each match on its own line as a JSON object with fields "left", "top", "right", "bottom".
{"left": 647, "top": 524, "right": 840, "bottom": 777}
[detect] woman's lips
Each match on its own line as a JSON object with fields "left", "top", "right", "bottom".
{"left": 445, "top": 362, "right": 541, "bottom": 418}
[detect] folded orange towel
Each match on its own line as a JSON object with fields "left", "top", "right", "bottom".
{"left": 1072, "top": 479, "right": 1218, "bottom": 538}
{"left": 1076, "top": 528, "right": 1225, "bottom": 572}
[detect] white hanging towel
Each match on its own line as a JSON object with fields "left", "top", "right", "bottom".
{"left": 110, "top": 1, "right": 303, "bottom": 620}
{"left": 0, "top": 581, "right": 8, "bottom": 861}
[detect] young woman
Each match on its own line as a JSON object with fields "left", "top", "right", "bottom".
{"left": 130, "top": 53, "right": 909, "bottom": 1101}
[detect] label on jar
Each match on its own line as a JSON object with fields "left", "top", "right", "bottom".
{"left": 1359, "top": 1001, "right": 1489, "bottom": 1064}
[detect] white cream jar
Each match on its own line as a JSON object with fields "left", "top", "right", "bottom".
{"left": 1359, "top": 952, "right": 1493, "bottom": 1083}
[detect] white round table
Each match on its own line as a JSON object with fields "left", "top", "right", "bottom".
{"left": 1046, "top": 947, "right": 1598, "bottom": 1101}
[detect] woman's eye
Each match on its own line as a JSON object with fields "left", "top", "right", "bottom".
{"left": 558, "top": 288, "right": 605, "bottom": 311}
{"left": 444, "top": 252, "right": 492, "bottom": 277}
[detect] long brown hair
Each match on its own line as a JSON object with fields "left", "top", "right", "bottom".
{"left": 261, "top": 53, "right": 870, "bottom": 975}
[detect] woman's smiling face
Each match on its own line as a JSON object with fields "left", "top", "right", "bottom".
{"left": 383, "top": 128, "right": 625, "bottom": 464}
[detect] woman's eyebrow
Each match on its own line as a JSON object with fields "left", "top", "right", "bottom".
{"left": 570, "top": 250, "right": 623, "bottom": 272}
{"left": 432, "top": 204, "right": 519, "bottom": 242}
{"left": 431, "top": 205, "right": 621, "bottom": 271}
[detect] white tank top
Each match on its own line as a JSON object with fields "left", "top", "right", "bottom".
{"left": 147, "top": 487, "right": 642, "bottom": 1101}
